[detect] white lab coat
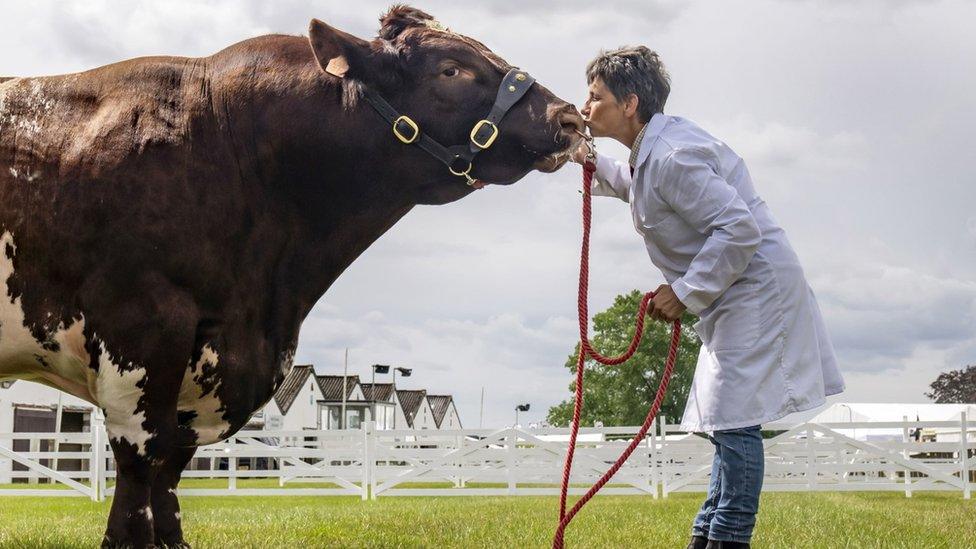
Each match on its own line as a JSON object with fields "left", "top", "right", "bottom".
{"left": 591, "top": 113, "right": 845, "bottom": 432}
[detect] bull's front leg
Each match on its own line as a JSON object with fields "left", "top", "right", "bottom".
{"left": 93, "top": 280, "right": 199, "bottom": 548}
{"left": 151, "top": 445, "right": 197, "bottom": 548}
{"left": 103, "top": 436, "right": 161, "bottom": 548}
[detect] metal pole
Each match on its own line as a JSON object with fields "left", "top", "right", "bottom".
{"left": 392, "top": 369, "right": 397, "bottom": 430}
{"left": 371, "top": 368, "right": 376, "bottom": 427}
{"left": 480, "top": 387, "right": 485, "bottom": 429}
{"left": 341, "top": 348, "right": 348, "bottom": 430}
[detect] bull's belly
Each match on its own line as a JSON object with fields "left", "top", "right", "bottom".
{"left": 3, "top": 230, "right": 237, "bottom": 450}
{"left": 0, "top": 232, "right": 97, "bottom": 402}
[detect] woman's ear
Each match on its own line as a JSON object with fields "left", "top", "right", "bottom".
{"left": 624, "top": 93, "right": 641, "bottom": 119}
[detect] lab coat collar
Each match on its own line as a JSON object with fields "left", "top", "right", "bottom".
{"left": 634, "top": 113, "right": 669, "bottom": 170}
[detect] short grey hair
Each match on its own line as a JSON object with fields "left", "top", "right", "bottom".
{"left": 586, "top": 46, "right": 671, "bottom": 123}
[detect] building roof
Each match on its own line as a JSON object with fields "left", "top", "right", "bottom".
{"left": 813, "top": 402, "right": 976, "bottom": 423}
{"left": 426, "top": 395, "right": 456, "bottom": 428}
{"left": 272, "top": 364, "right": 314, "bottom": 415}
{"left": 360, "top": 383, "right": 395, "bottom": 402}
{"left": 396, "top": 389, "right": 427, "bottom": 426}
{"left": 316, "top": 375, "right": 360, "bottom": 401}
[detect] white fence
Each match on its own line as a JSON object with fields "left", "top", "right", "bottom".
{"left": 0, "top": 415, "right": 972, "bottom": 501}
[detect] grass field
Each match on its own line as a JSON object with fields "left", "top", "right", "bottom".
{"left": 0, "top": 482, "right": 973, "bottom": 548}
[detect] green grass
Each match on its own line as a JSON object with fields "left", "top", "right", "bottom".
{"left": 0, "top": 489, "right": 972, "bottom": 548}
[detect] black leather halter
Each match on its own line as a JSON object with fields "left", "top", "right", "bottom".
{"left": 361, "top": 68, "right": 537, "bottom": 185}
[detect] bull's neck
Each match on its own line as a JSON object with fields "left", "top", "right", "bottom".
{"left": 217, "top": 70, "right": 426, "bottom": 322}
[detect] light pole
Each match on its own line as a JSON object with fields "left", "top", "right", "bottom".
{"left": 839, "top": 403, "right": 854, "bottom": 440}
{"left": 392, "top": 367, "right": 412, "bottom": 429}
{"left": 371, "top": 364, "right": 390, "bottom": 427}
{"left": 515, "top": 403, "right": 530, "bottom": 428}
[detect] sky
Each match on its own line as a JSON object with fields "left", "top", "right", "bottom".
{"left": 2, "top": 0, "right": 973, "bottom": 429}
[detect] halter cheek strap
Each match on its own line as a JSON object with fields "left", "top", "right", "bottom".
{"left": 361, "top": 68, "right": 536, "bottom": 185}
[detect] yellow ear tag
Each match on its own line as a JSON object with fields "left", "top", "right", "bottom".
{"left": 326, "top": 55, "right": 349, "bottom": 78}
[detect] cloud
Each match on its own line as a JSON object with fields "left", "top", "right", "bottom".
{"left": 2, "top": 0, "right": 974, "bottom": 426}
{"left": 296, "top": 307, "right": 579, "bottom": 427}
{"left": 814, "top": 261, "right": 976, "bottom": 374}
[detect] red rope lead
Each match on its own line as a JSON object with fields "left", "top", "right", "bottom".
{"left": 553, "top": 160, "right": 682, "bottom": 549}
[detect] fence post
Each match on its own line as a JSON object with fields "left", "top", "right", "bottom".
{"left": 90, "top": 411, "right": 104, "bottom": 502}
{"left": 455, "top": 433, "right": 464, "bottom": 488}
{"left": 507, "top": 426, "right": 517, "bottom": 495}
{"left": 648, "top": 418, "right": 658, "bottom": 499}
{"left": 363, "top": 421, "right": 372, "bottom": 501}
{"left": 228, "top": 437, "right": 237, "bottom": 491}
{"left": 806, "top": 425, "right": 815, "bottom": 490}
{"left": 902, "top": 415, "right": 912, "bottom": 498}
{"left": 962, "top": 412, "right": 971, "bottom": 500}
{"left": 661, "top": 418, "right": 669, "bottom": 499}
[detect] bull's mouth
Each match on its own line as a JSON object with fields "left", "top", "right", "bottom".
{"left": 529, "top": 130, "right": 581, "bottom": 173}
{"left": 533, "top": 151, "right": 572, "bottom": 173}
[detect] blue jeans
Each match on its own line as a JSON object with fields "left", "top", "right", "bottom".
{"left": 691, "top": 425, "right": 765, "bottom": 544}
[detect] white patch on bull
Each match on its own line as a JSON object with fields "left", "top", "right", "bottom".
{"left": 7, "top": 167, "right": 41, "bottom": 182}
{"left": 0, "top": 231, "right": 96, "bottom": 401}
{"left": 177, "top": 344, "right": 229, "bottom": 445}
{"left": 424, "top": 19, "right": 450, "bottom": 32}
{"left": 0, "top": 78, "right": 56, "bottom": 137}
{"left": 95, "top": 340, "right": 153, "bottom": 456}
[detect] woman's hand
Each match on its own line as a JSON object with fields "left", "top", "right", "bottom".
{"left": 571, "top": 139, "right": 592, "bottom": 164}
{"left": 648, "top": 284, "right": 686, "bottom": 322}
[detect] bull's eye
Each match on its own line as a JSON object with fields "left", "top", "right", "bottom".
{"left": 442, "top": 67, "right": 460, "bottom": 77}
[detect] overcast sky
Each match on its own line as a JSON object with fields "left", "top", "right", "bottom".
{"left": 2, "top": 0, "right": 973, "bottom": 429}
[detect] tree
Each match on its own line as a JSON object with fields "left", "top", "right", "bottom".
{"left": 547, "top": 290, "right": 702, "bottom": 427}
{"left": 926, "top": 365, "right": 976, "bottom": 403}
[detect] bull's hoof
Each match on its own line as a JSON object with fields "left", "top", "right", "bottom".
{"left": 101, "top": 534, "right": 159, "bottom": 549}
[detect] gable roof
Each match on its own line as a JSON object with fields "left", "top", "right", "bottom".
{"left": 426, "top": 394, "right": 456, "bottom": 428}
{"left": 273, "top": 364, "right": 314, "bottom": 414}
{"left": 396, "top": 389, "right": 427, "bottom": 426}
{"left": 316, "top": 375, "right": 360, "bottom": 401}
{"left": 360, "top": 383, "right": 395, "bottom": 402}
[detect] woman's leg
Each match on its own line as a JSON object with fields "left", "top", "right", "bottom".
{"left": 707, "top": 425, "right": 765, "bottom": 545}
{"left": 690, "top": 435, "right": 723, "bottom": 539}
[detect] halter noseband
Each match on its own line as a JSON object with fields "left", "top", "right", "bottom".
{"left": 361, "top": 68, "right": 537, "bottom": 186}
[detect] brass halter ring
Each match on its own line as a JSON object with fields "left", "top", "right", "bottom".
{"left": 575, "top": 128, "right": 596, "bottom": 160}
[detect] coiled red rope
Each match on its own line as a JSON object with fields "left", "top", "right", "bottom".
{"left": 552, "top": 160, "right": 682, "bottom": 549}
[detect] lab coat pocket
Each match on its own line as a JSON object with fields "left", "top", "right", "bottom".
{"left": 693, "top": 284, "right": 761, "bottom": 352}
{"left": 644, "top": 212, "right": 698, "bottom": 250}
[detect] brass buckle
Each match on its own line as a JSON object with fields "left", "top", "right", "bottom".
{"left": 470, "top": 120, "right": 499, "bottom": 149}
{"left": 449, "top": 159, "right": 472, "bottom": 177}
{"left": 393, "top": 116, "right": 420, "bottom": 144}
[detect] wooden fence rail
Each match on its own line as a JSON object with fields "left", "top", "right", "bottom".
{"left": 0, "top": 414, "right": 971, "bottom": 501}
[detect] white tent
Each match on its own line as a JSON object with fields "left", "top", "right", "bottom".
{"left": 810, "top": 402, "right": 976, "bottom": 442}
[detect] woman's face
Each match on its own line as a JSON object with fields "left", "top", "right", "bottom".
{"left": 581, "top": 77, "right": 626, "bottom": 139}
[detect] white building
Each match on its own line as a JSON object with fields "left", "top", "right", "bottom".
{"left": 257, "top": 365, "right": 327, "bottom": 431}
{"left": 397, "top": 389, "right": 435, "bottom": 429}
{"left": 426, "top": 395, "right": 462, "bottom": 429}
{"left": 0, "top": 380, "right": 97, "bottom": 483}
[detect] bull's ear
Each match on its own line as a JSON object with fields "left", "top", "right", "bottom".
{"left": 308, "top": 18, "right": 371, "bottom": 79}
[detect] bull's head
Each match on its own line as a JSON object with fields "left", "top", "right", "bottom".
{"left": 308, "top": 6, "right": 584, "bottom": 202}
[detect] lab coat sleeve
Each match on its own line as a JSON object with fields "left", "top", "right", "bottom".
{"left": 590, "top": 151, "right": 632, "bottom": 203}
{"left": 661, "top": 148, "right": 762, "bottom": 314}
